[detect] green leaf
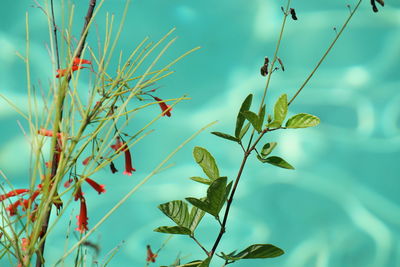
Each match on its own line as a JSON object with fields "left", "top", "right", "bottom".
{"left": 198, "top": 257, "right": 211, "bottom": 267}
{"left": 154, "top": 226, "right": 191, "bottom": 235}
{"left": 207, "top": 177, "right": 227, "bottom": 217}
{"left": 273, "top": 94, "right": 288, "bottom": 124}
{"left": 186, "top": 177, "right": 228, "bottom": 218}
{"left": 258, "top": 104, "right": 266, "bottom": 129}
{"left": 193, "top": 147, "right": 220, "bottom": 180}
{"left": 261, "top": 142, "right": 277, "bottom": 157}
{"left": 186, "top": 197, "right": 211, "bottom": 216}
{"left": 211, "top": 132, "right": 239, "bottom": 143}
{"left": 235, "top": 94, "right": 253, "bottom": 138}
{"left": 257, "top": 156, "right": 294, "bottom": 170}
{"left": 285, "top": 113, "right": 320, "bottom": 128}
{"left": 179, "top": 260, "right": 203, "bottom": 267}
{"left": 190, "top": 176, "right": 212, "bottom": 185}
{"left": 188, "top": 206, "right": 205, "bottom": 233}
{"left": 239, "top": 122, "right": 250, "bottom": 140}
{"left": 266, "top": 121, "right": 281, "bottom": 129}
{"left": 223, "top": 181, "right": 233, "bottom": 205}
{"left": 222, "top": 244, "right": 284, "bottom": 260}
{"left": 242, "top": 110, "right": 261, "bottom": 132}
{"left": 158, "top": 200, "right": 190, "bottom": 227}
{"left": 267, "top": 114, "right": 272, "bottom": 123}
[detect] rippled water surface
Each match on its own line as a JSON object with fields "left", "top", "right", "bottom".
{"left": 0, "top": 1, "right": 399, "bottom": 266}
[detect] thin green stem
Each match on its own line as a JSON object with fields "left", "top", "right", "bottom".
{"left": 246, "top": 0, "right": 291, "bottom": 150}
{"left": 190, "top": 235, "right": 209, "bottom": 255}
{"left": 288, "top": 0, "right": 363, "bottom": 106}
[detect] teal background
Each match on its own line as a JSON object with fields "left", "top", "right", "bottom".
{"left": 0, "top": 0, "right": 399, "bottom": 266}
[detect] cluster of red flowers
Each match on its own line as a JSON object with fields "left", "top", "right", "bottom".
{"left": 0, "top": 128, "right": 107, "bottom": 234}
{"left": 64, "top": 176, "right": 106, "bottom": 233}
{"left": 0, "top": 188, "right": 40, "bottom": 219}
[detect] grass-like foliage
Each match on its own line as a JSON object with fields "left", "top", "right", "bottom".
{"left": 0, "top": 0, "right": 385, "bottom": 266}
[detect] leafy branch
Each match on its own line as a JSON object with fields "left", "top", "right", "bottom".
{"left": 154, "top": 0, "right": 383, "bottom": 266}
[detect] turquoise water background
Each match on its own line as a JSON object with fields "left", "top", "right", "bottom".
{"left": 0, "top": 0, "right": 399, "bottom": 266}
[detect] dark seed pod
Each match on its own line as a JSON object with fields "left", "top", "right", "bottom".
{"left": 110, "top": 161, "right": 118, "bottom": 173}
{"left": 376, "top": 0, "right": 384, "bottom": 7}
{"left": 260, "top": 57, "right": 269, "bottom": 76}
{"left": 371, "top": 0, "right": 378, "bottom": 12}
{"left": 290, "top": 8, "right": 298, "bottom": 20}
{"left": 260, "top": 65, "right": 268, "bottom": 77}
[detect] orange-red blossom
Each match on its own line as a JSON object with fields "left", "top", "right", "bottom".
{"left": 56, "top": 57, "right": 92, "bottom": 78}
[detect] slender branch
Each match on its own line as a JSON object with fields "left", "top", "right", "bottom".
{"left": 35, "top": 1, "right": 97, "bottom": 266}
{"left": 209, "top": 127, "right": 269, "bottom": 257}
{"left": 208, "top": 1, "right": 364, "bottom": 261}
{"left": 190, "top": 235, "right": 209, "bottom": 255}
{"left": 50, "top": 0, "right": 60, "bottom": 69}
{"left": 288, "top": 0, "right": 363, "bottom": 106}
{"left": 246, "top": 0, "right": 291, "bottom": 151}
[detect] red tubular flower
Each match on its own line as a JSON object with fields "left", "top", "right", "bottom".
{"left": 82, "top": 156, "right": 92, "bottom": 166}
{"left": 110, "top": 136, "right": 123, "bottom": 152}
{"left": 64, "top": 178, "right": 73, "bottom": 188}
{"left": 38, "top": 128, "right": 63, "bottom": 138}
{"left": 85, "top": 178, "right": 106, "bottom": 194}
{"left": 74, "top": 186, "right": 84, "bottom": 201}
{"left": 22, "top": 189, "right": 41, "bottom": 210}
{"left": 122, "top": 143, "right": 136, "bottom": 176}
{"left": 0, "top": 189, "right": 29, "bottom": 201}
{"left": 73, "top": 57, "right": 92, "bottom": 65}
{"left": 146, "top": 245, "right": 158, "bottom": 263}
{"left": 56, "top": 65, "right": 87, "bottom": 78}
{"left": 21, "top": 238, "right": 29, "bottom": 251}
{"left": 76, "top": 197, "right": 89, "bottom": 233}
{"left": 152, "top": 96, "right": 172, "bottom": 117}
{"left": 6, "top": 199, "right": 23, "bottom": 216}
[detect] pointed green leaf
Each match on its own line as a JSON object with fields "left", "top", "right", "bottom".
{"left": 186, "top": 197, "right": 211, "bottom": 215}
{"left": 236, "top": 244, "right": 284, "bottom": 259}
{"left": 180, "top": 261, "right": 203, "bottom": 267}
{"left": 190, "top": 176, "right": 212, "bottom": 185}
{"left": 193, "top": 147, "right": 220, "bottom": 180}
{"left": 222, "top": 244, "right": 284, "bottom": 260}
{"left": 211, "top": 132, "right": 239, "bottom": 142}
{"left": 198, "top": 257, "right": 211, "bottom": 267}
{"left": 242, "top": 110, "right": 261, "bottom": 132}
{"left": 258, "top": 104, "right": 266, "bottom": 129}
{"left": 188, "top": 206, "right": 205, "bottom": 233}
{"left": 206, "top": 177, "right": 227, "bottom": 217}
{"left": 266, "top": 121, "right": 281, "bottom": 129}
{"left": 239, "top": 122, "right": 250, "bottom": 140}
{"left": 274, "top": 94, "right": 288, "bottom": 124}
{"left": 223, "top": 181, "right": 233, "bottom": 205}
{"left": 186, "top": 177, "right": 228, "bottom": 218}
{"left": 285, "top": 113, "right": 320, "bottom": 128}
{"left": 158, "top": 200, "right": 190, "bottom": 227}
{"left": 261, "top": 142, "right": 277, "bottom": 157}
{"left": 154, "top": 226, "right": 192, "bottom": 235}
{"left": 218, "top": 251, "right": 238, "bottom": 261}
{"left": 235, "top": 94, "right": 253, "bottom": 138}
{"left": 257, "top": 155, "right": 294, "bottom": 170}
{"left": 267, "top": 114, "right": 272, "bottom": 123}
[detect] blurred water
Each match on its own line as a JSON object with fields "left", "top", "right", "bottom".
{"left": 0, "top": 0, "right": 399, "bottom": 266}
